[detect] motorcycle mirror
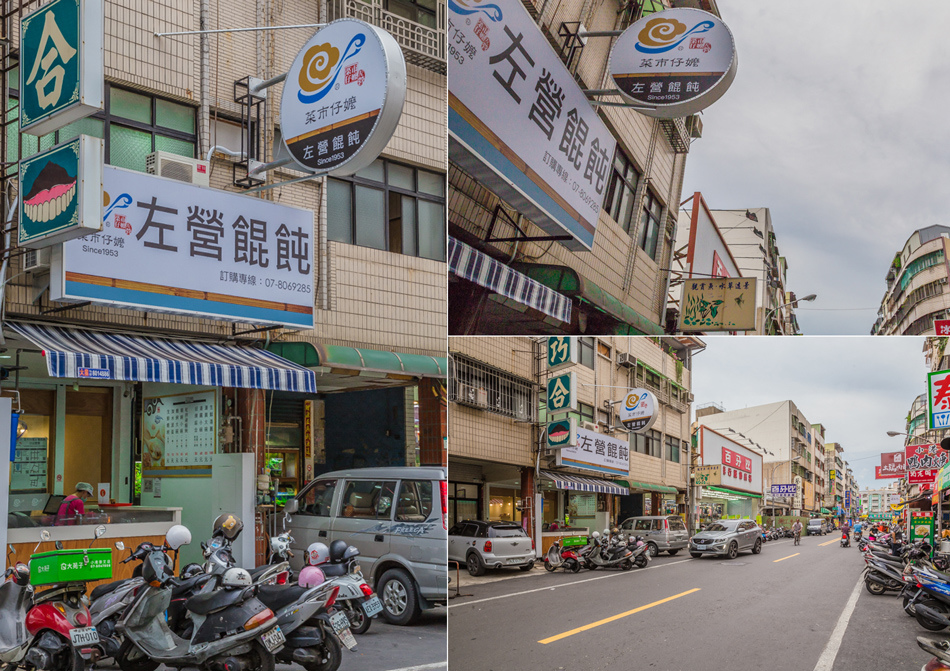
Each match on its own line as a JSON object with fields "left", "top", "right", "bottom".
{"left": 54, "top": 541, "right": 64, "bottom": 551}
{"left": 94, "top": 525, "right": 106, "bottom": 539}
{"left": 7, "top": 544, "right": 14, "bottom": 557}
{"left": 115, "top": 541, "right": 125, "bottom": 551}
{"left": 40, "top": 530, "right": 51, "bottom": 542}
{"left": 283, "top": 499, "right": 298, "bottom": 515}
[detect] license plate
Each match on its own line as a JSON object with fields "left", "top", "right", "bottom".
{"left": 330, "top": 610, "right": 351, "bottom": 634}
{"left": 361, "top": 595, "right": 383, "bottom": 618}
{"left": 69, "top": 627, "right": 99, "bottom": 646}
{"left": 261, "top": 626, "right": 285, "bottom": 653}
{"left": 505, "top": 557, "right": 524, "bottom": 565}
{"left": 337, "top": 626, "right": 357, "bottom": 650}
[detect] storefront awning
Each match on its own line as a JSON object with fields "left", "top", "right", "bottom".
{"left": 448, "top": 237, "right": 572, "bottom": 324}
{"left": 511, "top": 263, "right": 665, "bottom": 335}
{"left": 541, "top": 470, "right": 628, "bottom": 495}
{"left": 705, "top": 486, "right": 762, "bottom": 499}
{"left": 616, "top": 480, "right": 678, "bottom": 494}
{"left": 820, "top": 508, "right": 832, "bottom": 514}
{"left": 9, "top": 322, "right": 316, "bottom": 393}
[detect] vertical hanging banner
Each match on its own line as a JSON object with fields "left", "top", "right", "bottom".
{"left": 280, "top": 18, "right": 406, "bottom": 176}
{"left": 448, "top": 1, "right": 616, "bottom": 250}
{"left": 19, "top": 0, "right": 103, "bottom": 136}
{"left": 929, "top": 370, "right": 950, "bottom": 429}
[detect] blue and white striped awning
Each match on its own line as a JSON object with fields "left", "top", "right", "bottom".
{"left": 541, "top": 470, "right": 628, "bottom": 496}
{"left": 9, "top": 323, "right": 317, "bottom": 393}
{"left": 448, "top": 237, "right": 572, "bottom": 324}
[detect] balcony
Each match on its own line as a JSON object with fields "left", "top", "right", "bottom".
{"left": 329, "top": 0, "right": 446, "bottom": 74}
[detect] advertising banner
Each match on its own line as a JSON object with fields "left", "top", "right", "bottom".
{"left": 698, "top": 426, "right": 762, "bottom": 495}
{"left": 929, "top": 370, "right": 950, "bottom": 429}
{"left": 448, "top": 1, "right": 616, "bottom": 250}
{"left": 911, "top": 511, "right": 934, "bottom": 547}
{"left": 875, "top": 466, "right": 903, "bottom": 480}
{"left": 51, "top": 166, "right": 315, "bottom": 328}
{"left": 936, "top": 319, "right": 950, "bottom": 336}
{"left": 677, "top": 277, "right": 757, "bottom": 331}
{"left": 693, "top": 465, "right": 720, "bottom": 486}
{"left": 770, "top": 484, "right": 797, "bottom": 497}
{"left": 555, "top": 425, "right": 629, "bottom": 477}
{"left": 684, "top": 193, "right": 741, "bottom": 280}
{"left": 879, "top": 451, "right": 905, "bottom": 477}
{"left": 905, "top": 443, "right": 950, "bottom": 485}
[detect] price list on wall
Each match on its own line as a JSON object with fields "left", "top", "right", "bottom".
{"left": 12, "top": 436, "right": 47, "bottom": 491}
{"left": 163, "top": 394, "right": 217, "bottom": 467}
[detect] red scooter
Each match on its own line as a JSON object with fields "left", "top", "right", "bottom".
{"left": 542, "top": 539, "right": 582, "bottom": 573}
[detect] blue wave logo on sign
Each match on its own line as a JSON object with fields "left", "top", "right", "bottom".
{"left": 635, "top": 17, "right": 714, "bottom": 54}
{"left": 449, "top": 0, "right": 502, "bottom": 21}
{"left": 625, "top": 392, "right": 647, "bottom": 412}
{"left": 297, "top": 33, "right": 366, "bottom": 105}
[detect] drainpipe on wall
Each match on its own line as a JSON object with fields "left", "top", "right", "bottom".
{"left": 199, "top": 0, "right": 211, "bottom": 158}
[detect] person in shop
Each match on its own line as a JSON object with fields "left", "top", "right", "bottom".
{"left": 56, "top": 482, "right": 94, "bottom": 525}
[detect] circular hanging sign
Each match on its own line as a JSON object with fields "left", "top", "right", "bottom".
{"left": 608, "top": 8, "right": 737, "bottom": 118}
{"left": 618, "top": 388, "right": 658, "bottom": 433}
{"left": 280, "top": 18, "right": 406, "bottom": 176}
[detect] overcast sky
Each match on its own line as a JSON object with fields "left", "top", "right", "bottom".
{"left": 680, "top": 1, "right": 950, "bottom": 334}
{"left": 690, "top": 337, "right": 928, "bottom": 491}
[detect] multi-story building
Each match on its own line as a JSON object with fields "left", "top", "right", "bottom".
{"left": 811, "top": 423, "right": 828, "bottom": 510}
{"left": 861, "top": 483, "right": 900, "bottom": 518}
{"left": 873, "top": 226, "right": 950, "bottom": 335}
{"left": 448, "top": 0, "right": 718, "bottom": 336}
{"left": 695, "top": 400, "right": 824, "bottom": 515}
{"left": 0, "top": 0, "right": 448, "bottom": 565}
{"left": 825, "top": 443, "right": 845, "bottom": 512}
{"left": 448, "top": 336, "right": 702, "bottom": 551}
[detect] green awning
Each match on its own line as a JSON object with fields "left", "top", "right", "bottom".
{"left": 616, "top": 480, "right": 679, "bottom": 494}
{"left": 820, "top": 508, "right": 832, "bottom": 514}
{"left": 266, "top": 341, "right": 446, "bottom": 391}
{"left": 706, "top": 486, "right": 762, "bottom": 499}
{"left": 512, "top": 263, "right": 664, "bottom": 336}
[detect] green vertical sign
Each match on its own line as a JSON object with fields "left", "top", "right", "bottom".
{"left": 20, "top": 0, "right": 102, "bottom": 136}
{"left": 547, "top": 372, "right": 576, "bottom": 415}
{"left": 911, "top": 511, "right": 934, "bottom": 547}
{"left": 547, "top": 337, "right": 576, "bottom": 371}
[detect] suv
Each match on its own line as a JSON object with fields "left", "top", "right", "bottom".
{"left": 807, "top": 518, "right": 828, "bottom": 536}
{"left": 618, "top": 515, "right": 689, "bottom": 557}
{"left": 285, "top": 466, "right": 447, "bottom": 625}
{"left": 448, "top": 520, "right": 536, "bottom": 575}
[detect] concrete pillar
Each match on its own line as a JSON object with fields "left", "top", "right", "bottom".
{"left": 520, "top": 467, "right": 535, "bottom": 544}
{"left": 235, "top": 387, "right": 266, "bottom": 564}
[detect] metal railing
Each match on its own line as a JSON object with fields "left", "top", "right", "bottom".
{"left": 329, "top": 0, "right": 446, "bottom": 74}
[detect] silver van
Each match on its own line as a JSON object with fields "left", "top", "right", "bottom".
{"left": 619, "top": 515, "right": 690, "bottom": 557}
{"left": 285, "top": 466, "right": 447, "bottom": 624}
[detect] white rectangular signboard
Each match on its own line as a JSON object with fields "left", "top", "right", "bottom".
{"left": 51, "top": 166, "right": 315, "bottom": 328}
{"left": 556, "top": 426, "right": 629, "bottom": 477}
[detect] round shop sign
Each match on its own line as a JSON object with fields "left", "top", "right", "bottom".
{"left": 280, "top": 18, "right": 407, "bottom": 176}
{"left": 618, "top": 388, "right": 658, "bottom": 433}
{"left": 608, "top": 8, "right": 737, "bottom": 118}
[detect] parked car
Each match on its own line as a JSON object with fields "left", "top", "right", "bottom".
{"left": 618, "top": 515, "right": 690, "bottom": 557}
{"left": 807, "top": 518, "right": 829, "bottom": 536}
{"left": 689, "top": 519, "right": 763, "bottom": 559}
{"left": 448, "top": 520, "right": 536, "bottom": 576}
{"left": 285, "top": 466, "right": 447, "bottom": 625}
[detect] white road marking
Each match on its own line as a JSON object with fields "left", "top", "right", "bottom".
{"left": 383, "top": 664, "right": 447, "bottom": 671}
{"left": 813, "top": 574, "right": 864, "bottom": 671}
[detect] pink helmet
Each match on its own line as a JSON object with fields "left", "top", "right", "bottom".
{"left": 307, "top": 542, "right": 330, "bottom": 566}
{"left": 298, "top": 565, "right": 325, "bottom": 588}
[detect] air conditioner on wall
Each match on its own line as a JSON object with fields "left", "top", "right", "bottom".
{"left": 617, "top": 353, "right": 637, "bottom": 368}
{"left": 146, "top": 151, "right": 210, "bottom": 188}
{"left": 455, "top": 383, "right": 488, "bottom": 409}
{"left": 23, "top": 247, "right": 50, "bottom": 273}
{"left": 581, "top": 421, "right": 598, "bottom": 432}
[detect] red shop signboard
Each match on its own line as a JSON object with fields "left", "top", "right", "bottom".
{"left": 905, "top": 444, "right": 949, "bottom": 485}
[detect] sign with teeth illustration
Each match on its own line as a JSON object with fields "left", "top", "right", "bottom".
{"left": 18, "top": 134, "right": 102, "bottom": 249}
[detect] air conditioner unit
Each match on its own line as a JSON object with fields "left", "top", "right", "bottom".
{"left": 23, "top": 247, "right": 50, "bottom": 273}
{"left": 686, "top": 114, "right": 703, "bottom": 139}
{"left": 687, "top": 393, "right": 695, "bottom": 403}
{"left": 455, "top": 383, "right": 488, "bottom": 409}
{"left": 146, "top": 151, "right": 210, "bottom": 188}
{"left": 617, "top": 353, "right": 637, "bottom": 368}
{"left": 581, "top": 421, "right": 598, "bottom": 432}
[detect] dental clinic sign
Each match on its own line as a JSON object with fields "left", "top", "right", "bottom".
{"left": 50, "top": 166, "right": 315, "bottom": 329}
{"left": 281, "top": 19, "right": 406, "bottom": 176}
{"left": 20, "top": 0, "right": 103, "bottom": 136}
{"left": 929, "top": 369, "right": 950, "bottom": 429}
{"left": 448, "top": 1, "right": 616, "bottom": 251}
{"left": 608, "top": 8, "right": 737, "bottom": 118}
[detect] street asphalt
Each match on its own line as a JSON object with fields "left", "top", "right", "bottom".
{"left": 447, "top": 536, "right": 939, "bottom": 671}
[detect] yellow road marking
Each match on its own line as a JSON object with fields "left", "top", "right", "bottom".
{"left": 773, "top": 553, "right": 800, "bottom": 563}
{"left": 538, "top": 588, "right": 701, "bottom": 644}
{"left": 819, "top": 538, "right": 840, "bottom": 547}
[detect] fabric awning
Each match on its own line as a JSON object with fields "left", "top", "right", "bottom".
{"left": 617, "top": 480, "right": 678, "bottom": 494}
{"left": 449, "top": 237, "right": 572, "bottom": 324}
{"left": 705, "top": 485, "right": 762, "bottom": 499}
{"left": 541, "top": 470, "right": 628, "bottom": 495}
{"left": 9, "top": 322, "right": 316, "bottom": 393}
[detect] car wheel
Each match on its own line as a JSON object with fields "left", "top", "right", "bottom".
{"left": 466, "top": 552, "right": 485, "bottom": 577}
{"left": 378, "top": 568, "right": 421, "bottom": 625}
{"left": 519, "top": 562, "right": 534, "bottom": 572}
{"left": 690, "top": 552, "right": 702, "bottom": 558}
{"left": 726, "top": 542, "right": 739, "bottom": 559}
{"left": 667, "top": 549, "right": 680, "bottom": 556}
{"left": 752, "top": 539, "right": 762, "bottom": 555}
{"left": 646, "top": 542, "right": 658, "bottom": 558}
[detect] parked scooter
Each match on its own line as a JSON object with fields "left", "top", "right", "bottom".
{"left": 0, "top": 545, "right": 38, "bottom": 670}
{"left": 542, "top": 539, "right": 582, "bottom": 573}
{"left": 88, "top": 540, "right": 156, "bottom": 659}
{"left": 304, "top": 541, "right": 382, "bottom": 635}
{"left": 579, "top": 531, "right": 634, "bottom": 570}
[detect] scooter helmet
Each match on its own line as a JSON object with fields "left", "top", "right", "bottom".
{"left": 611, "top": 527, "right": 619, "bottom": 535}
{"left": 342, "top": 545, "right": 360, "bottom": 562}
{"left": 329, "top": 539, "right": 348, "bottom": 563}
{"left": 591, "top": 531, "right": 601, "bottom": 539}
{"left": 307, "top": 542, "right": 330, "bottom": 566}
{"left": 212, "top": 513, "right": 244, "bottom": 541}
{"left": 298, "top": 565, "right": 326, "bottom": 588}
{"left": 180, "top": 562, "right": 203, "bottom": 579}
{"left": 603, "top": 529, "right": 610, "bottom": 537}
{"left": 221, "top": 567, "right": 252, "bottom": 588}
{"left": 165, "top": 525, "right": 192, "bottom": 550}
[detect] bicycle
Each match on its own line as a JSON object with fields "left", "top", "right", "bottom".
{"left": 793, "top": 530, "right": 801, "bottom": 546}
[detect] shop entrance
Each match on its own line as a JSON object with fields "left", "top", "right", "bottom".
{"left": 322, "top": 387, "right": 408, "bottom": 474}
{"left": 616, "top": 493, "right": 643, "bottom": 523}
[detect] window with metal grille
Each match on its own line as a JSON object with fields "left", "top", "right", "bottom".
{"left": 604, "top": 148, "right": 640, "bottom": 233}
{"left": 449, "top": 354, "right": 536, "bottom": 422}
{"left": 637, "top": 190, "right": 663, "bottom": 260}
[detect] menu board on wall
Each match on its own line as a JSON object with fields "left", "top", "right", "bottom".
{"left": 11, "top": 436, "right": 47, "bottom": 491}
{"left": 142, "top": 390, "right": 217, "bottom": 478}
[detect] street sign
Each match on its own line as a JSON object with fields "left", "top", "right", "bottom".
{"left": 546, "top": 372, "right": 577, "bottom": 415}
{"left": 617, "top": 388, "right": 658, "bottom": 434}
{"left": 19, "top": 0, "right": 103, "bottom": 136}
{"left": 929, "top": 370, "right": 950, "bottom": 429}
{"left": 546, "top": 337, "right": 577, "bottom": 371}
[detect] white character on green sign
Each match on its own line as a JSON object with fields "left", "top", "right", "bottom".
{"left": 26, "top": 10, "right": 77, "bottom": 109}
{"left": 549, "top": 378, "right": 570, "bottom": 409}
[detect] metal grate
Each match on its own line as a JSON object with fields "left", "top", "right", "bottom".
{"left": 449, "top": 353, "right": 537, "bottom": 422}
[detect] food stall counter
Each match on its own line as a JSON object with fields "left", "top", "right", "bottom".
{"left": 541, "top": 526, "right": 590, "bottom": 555}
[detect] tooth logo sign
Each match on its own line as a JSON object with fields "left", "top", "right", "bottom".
{"left": 449, "top": 0, "right": 503, "bottom": 22}
{"left": 625, "top": 392, "right": 648, "bottom": 412}
{"left": 23, "top": 159, "right": 76, "bottom": 224}
{"left": 635, "top": 17, "right": 714, "bottom": 54}
{"left": 297, "top": 33, "right": 366, "bottom": 105}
